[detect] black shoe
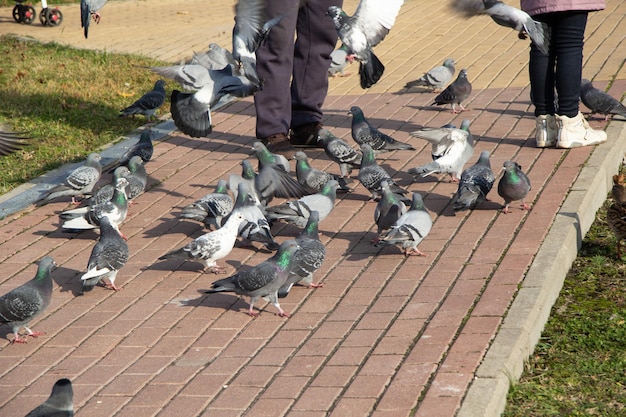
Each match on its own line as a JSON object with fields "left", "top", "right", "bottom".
{"left": 290, "top": 122, "right": 324, "bottom": 148}
{"left": 263, "top": 133, "right": 296, "bottom": 158}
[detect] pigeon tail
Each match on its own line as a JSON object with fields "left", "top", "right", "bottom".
{"left": 170, "top": 90, "right": 213, "bottom": 138}
{"left": 359, "top": 52, "right": 385, "bottom": 89}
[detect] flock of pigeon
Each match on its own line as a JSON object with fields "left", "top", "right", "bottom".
{"left": 1, "top": 0, "right": 625, "bottom": 414}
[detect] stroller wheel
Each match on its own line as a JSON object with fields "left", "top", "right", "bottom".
{"left": 22, "top": 5, "right": 36, "bottom": 24}
{"left": 12, "top": 5, "right": 21, "bottom": 22}
{"left": 39, "top": 8, "right": 48, "bottom": 25}
{"left": 45, "top": 8, "right": 62, "bottom": 26}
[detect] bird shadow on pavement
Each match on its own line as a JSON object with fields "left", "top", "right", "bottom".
{"left": 52, "top": 265, "right": 83, "bottom": 296}
{"left": 141, "top": 216, "right": 203, "bottom": 238}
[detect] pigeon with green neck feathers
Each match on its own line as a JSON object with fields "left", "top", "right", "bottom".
{"left": 265, "top": 180, "right": 340, "bottom": 227}
{"left": 230, "top": 182, "right": 279, "bottom": 251}
{"left": 26, "top": 378, "right": 74, "bottom": 417}
{"left": 497, "top": 160, "right": 531, "bottom": 214}
{"left": 349, "top": 106, "right": 415, "bottom": 152}
{"left": 294, "top": 151, "right": 351, "bottom": 192}
{"left": 317, "top": 128, "right": 362, "bottom": 178}
{"left": 379, "top": 192, "right": 432, "bottom": 256}
{"left": 373, "top": 180, "right": 407, "bottom": 243}
{"left": 180, "top": 180, "right": 234, "bottom": 229}
{"left": 358, "top": 144, "right": 408, "bottom": 200}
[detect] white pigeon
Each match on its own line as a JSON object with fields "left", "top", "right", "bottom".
{"left": 265, "top": 180, "right": 339, "bottom": 227}
{"left": 409, "top": 119, "right": 474, "bottom": 182}
{"left": 379, "top": 192, "right": 432, "bottom": 256}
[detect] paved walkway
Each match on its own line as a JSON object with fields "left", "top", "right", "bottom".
{"left": 0, "top": 1, "right": 625, "bottom": 416}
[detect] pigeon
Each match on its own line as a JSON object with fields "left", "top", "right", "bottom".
{"left": 80, "top": 215, "right": 129, "bottom": 293}
{"left": 606, "top": 174, "right": 626, "bottom": 258}
{"left": 190, "top": 43, "right": 240, "bottom": 73}
{"left": 0, "top": 129, "right": 31, "bottom": 156}
{"left": 232, "top": 0, "right": 284, "bottom": 88}
{"left": 580, "top": 79, "right": 626, "bottom": 121}
{"left": 358, "top": 144, "right": 408, "bottom": 200}
{"left": 265, "top": 180, "right": 340, "bottom": 227}
{"left": 60, "top": 177, "right": 129, "bottom": 235}
{"left": 159, "top": 212, "right": 246, "bottom": 274}
{"left": 348, "top": 106, "right": 415, "bottom": 151}
{"left": 39, "top": 153, "right": 102, "bottom": 205}
{"left": 328, "top": 44, "right": 354, "bottom": 77}
{"left": 150, "top": 64, "right": 257, "bottom": 138}
{"left": 74, "top": 166, "right": 130, "bottom": 209}
{"left": 119, "top": 80, "right": 166, "bottom": 121}
{"left": 228, "top": 159, "right": 260, "bottom": 205}
{"left": 231, "top": 182, "right": 279, "bottom": 251}
{"left": 409, "top": 119, "right": 474, "bottom": 182}
{"left": 379, "top": 192, "right": 432, "bottom": 256}
{"left": 497, "top": 160, "right": 531, "bottom": 214}
{"left": 405, "top": 58, "right": 456, "bottom": 92}
{"left": 450, "top": 0, "right": 550, "bottom": 55}
{"left": 25, "top": 378, "right": 74, "bottom": 417}
{"left": 124, "top": 155, "right": 148, "bottom": 199}
{"left": 294, "top": 151, "right": 351, "bottom": 192}
{"left": 317, "top": 128, "right": 362, "bottom": 178}
{"left": 327, "top": 0, "right": 405, "bottom": 89}
{"left": 0, "top": 256, "right": 55, "bottom": 344}
{"left": 373, "top": 180, "right": 407, "bottom": 243}
{"left": 278, "top": 211, "right": 326, "bottom": 298}
{"left": 252, "top": 141, "right": 290, "bottom": 172}
{"left": 204, "top": 240, "right": 300, "bottom": 317}
{"left": 80, "top": 0, "right": 108, "bottom": 39}
{"left": 179, "top": 179, "right": 234, "bottom": 229}
{"left": 432, "top": 69, "right": 472, "bottom": 113}
{"left": 451, "top": 150, "right": 495, "bottom": 211}
{"left": 111, "top": 129, "right": 154, "bottom": 172}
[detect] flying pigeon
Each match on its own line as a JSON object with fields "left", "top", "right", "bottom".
{"left": 232, "top": 0, "right": 284, "bottom": 88}
{"left": 204, "top": 240, "right": 300, "bottom": 317}
{"left": 327, "top": 0, "right": 405, "bottom": 88}
{"left": 25, "top": 378, "right": 74, "bottom": 417}
{"left": 39, "top": 153, "right": 102, "bottom": 205}
{"left": 379, "top": 192, "right": 432, "bottom": 256}
{"left": 432, "top": 69, "right": 472, "bottom": 113}
{"left": 606, "top": 174, "right": 626, "bottom": 258}
{"left": 265, "top": 180, "right": 340, "bottom": 227}
{"left": 228, "top": 159, "right": 260, "bottom": 205}
{"left": 119, "top": 80, "right": 166, "bottom": 121}
{"left": 0, "top": 256, "right": 55, "bottom": 344}
{"left": 317, "top": 128, "right": 362, "bottom": 178}
{"left": 110, "top": 129, "right": 154, "bottom": 172}
{"left": 0, "top": 129, "right": 31, "bottom": 156}
{"left": 190, "top": 43, "right": 240, "bottom": 73}
{"left": 580, "top": 79, "right": 626, "bottom": 121}
{"left": 230, "top": 182, "right": 279, "bottom": 251}
{"left": 159, "top": 212, "right": 246, "bottom": 274}
{"left": 348, "top": 106, "right": 415, "bottom": 152}
{"left": 405, "top": 58, "right": 456, "bottom": 92}
{"left": 497, "top": 160, "right": 531, "bottom": 213}
{"left": 328, "top": 44, "right": 354, "bottom": 77}
{"left": 278, "top": 211, "right": 326, "bottom": 298}
{"left": 80, "top": 0, "right": 108, "bottom": 39}
{"left": 179, "top": 179, "right": 234, "bottom": 229}
{"left": 80, "top": 215, "right": 129, "bottom": 293}
{"left": 409, "top": 119, "right": 474, "bottom": 182}
{"left": 294, "top": 151, "right": 351, "bottom": 192}
{"left": 252, "top": 141, "right": 290, "bottom": 172}
{"left": 358, "top": 144, "right": 408, "bottom": 200}
{"left": 450, "top": 0, "right": 550, "bottom": 55}
{"left": 373, "top": 180, "right": 407, "bottom": 243}
{"left": 451, "top": 150, "right": 495, "bottom": 211}
{"left": 150, "top": 64, "right": 257, "bottom": 138}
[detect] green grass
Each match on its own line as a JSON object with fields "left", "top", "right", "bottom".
{"left": 0, "top": 34, "right": 169, "bottom": 194}
{"left": 504, "top": 199, "right": 626, "bottom": 416}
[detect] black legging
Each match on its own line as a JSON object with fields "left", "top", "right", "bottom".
{"left": 529, "top": 11, "right": 588, "bottom": 118}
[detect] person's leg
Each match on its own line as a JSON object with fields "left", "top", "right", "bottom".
{"left": 290, "top": 0, "right": 342, "bottom": 146}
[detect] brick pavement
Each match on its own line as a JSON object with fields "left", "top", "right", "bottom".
{"left": 0, "top": 1, "right": 625, "bottom": 416}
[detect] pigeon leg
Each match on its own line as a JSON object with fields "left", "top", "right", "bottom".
{"left": 273, "top": 303, "right": 290, "bottom": 318}
{"left": 521, "top": 201, "right": 531, "bottom": 210}
{"left": 450, "top": 174, "right": 461, "bottom": 183}
{"left": 502, "top": 204, "right": 511, "bottom": 214}
{"left": 12, "top": 328, "right": 45, "bottom": 344}
{"left": 405, "top": 248, "right": 427, "bottom": 256}
{"left": 247, "top": 305, "right": 260, "bottom": 317}
{"left": 207, "top": 265, "right": 228, "bottom": 274}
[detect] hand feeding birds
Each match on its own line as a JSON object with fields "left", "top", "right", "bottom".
{"left": 80, "top": 0, "right": 108, "bottom": 39}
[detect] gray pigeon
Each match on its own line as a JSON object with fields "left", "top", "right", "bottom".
{"left": 409, "top": 119, "right": 474, "bottom": 182}
{"left": 294, "top": 151, "right": 351, "bottom": 192}
{"left": 204, "top": 240, "right": 300, "bottom": 317}
{"left": 80, "top": 0, "right": 108, "bottom": 39}
{"left": 497, "top": 160, "right": 531, "bottom": 214}
{"left": 0, "top": 129, "right": 31, "bottom": 156}
{"left": 190, "top": 43, "right": 240, "bottom": 73}
{"left": 159, "top": 212, "right": 245, "bottom": 273}
{"left": 150, "top": 64, "right": 257, "bottom": 138}
{"left": 26, "top": 378, "right": 74, "bottom": 417}
{"left": 80, "top": 215, "right": 129, "bottom": 294}
{"left": 228, "top": 159, "right": 260, "bottom": 205}
{"left": 405, "top": 58, "right": 456, "bottom": 92}
{"left": 452, "top": 150, "right": 495, "bottom": 211}
{"left": 119, "top": 80, "right": 166, "bottom": 121}
{"left": 39, "top": 153, "right": 102, "bottom": 205}
{"left": 432, "top": 69, "right": 472, "bottom": 113}
{"left": 231, "top": 182, "right": 279, "bottom": 251}
{"left": 317, "top": 128, "right": 362, "bottom": 178}
{"left": 328, "top": 44, "right": 353, "bottom": 77}
{"left": 580, "top": 79, "right": 626, "bottom": 121}
{"left": 179, "top": 179, "right": 234, "bottom": 229}
{"left": 252, "top": 141, "right": 290, "bottom": 172}
{"left": 111, "top": 129, "right": 154, "bottom": 172}
{"left": 0, "top": 256, "right": 55, "bottom": 344}
{"left": 450, "top": 0, "right": 550, "bottom": 55}
{"left": 373, "top": 180, "right": 407, "bottom": 243}
{"left": 348, "top": 106, "right": 415, "bottom": 152}
{"left": 379, "top": 192, "right": 432, "bottom": 256}
{"left": 358, "top": 144, "right": 408, "bottom": 200}
{"left": 327, "top": 0, "right": 404, "bottom": 88}
{"left": 124, "top": 156, "right": 148, "bottom": 199}
{"left": 278, "top": 211, "right": 326, "bottom": 298}
{"left": 265, "top": 180, "right": 340, "bottom": 227}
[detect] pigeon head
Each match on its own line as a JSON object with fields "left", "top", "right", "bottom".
{"left": 410, "top": 192, "right": 426, "bottom": 211}
{"left": 348, "top": 106, "right": 364, "bottom": 118}
{"left": 458, "top": 69, "right": 468, "bottom": 79}
{"left": 241, "top": 160, "right": 256, "bottom": 180}
{"left": 443, "top": 58, "right": 456, "bottom": 68}
{"left": 460, "top": 119, "right": 471, "bottom": 132}
{"left": 294, "top": 151, "right": 308, "bottom": 162}
{"left": 36, "top": 256, "right": 57, "bottom": 281}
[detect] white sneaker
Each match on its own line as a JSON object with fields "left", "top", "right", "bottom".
{"left": 535, "top": 114, "right": 557, "bottom": 148}
{"left": 555, "top": 112, "right": 607, "bottom": 148}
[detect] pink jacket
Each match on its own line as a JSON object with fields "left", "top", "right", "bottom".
{"left": 520, "top": 0, "right": 606, "bottom": 16}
